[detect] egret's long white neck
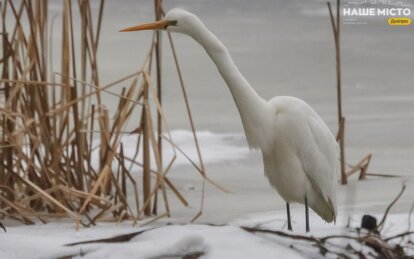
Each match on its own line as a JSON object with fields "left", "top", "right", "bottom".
{"left": 186, "top": 18, "right": 268, "bottom": 148}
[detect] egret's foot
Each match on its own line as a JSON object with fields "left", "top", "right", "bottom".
{"left": 0, "top": 222, "right": 5, "bottom": 232}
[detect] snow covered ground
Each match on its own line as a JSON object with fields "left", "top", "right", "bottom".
{"left": 1, "top": 211, "right": 413, "bottom": 259}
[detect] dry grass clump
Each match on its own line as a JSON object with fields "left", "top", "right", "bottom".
{"left": 0, "top": 0, "right": 214, "bottom": 228}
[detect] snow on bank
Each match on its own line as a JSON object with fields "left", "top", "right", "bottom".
{"left": 0, "top": 212, "right": 412, "bottom": 259}
{"left": 76, "top": 225, "right": 296, "bottom": 259}
{"left": 0, "top": 221, "right": 299, "bottom": 259}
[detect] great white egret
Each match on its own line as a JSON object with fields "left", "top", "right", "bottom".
{"left": 121, "top": 8, "right": 338, "bottom": 232}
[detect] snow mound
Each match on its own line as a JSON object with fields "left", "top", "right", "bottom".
{"left": 72, "top": 224, "right": 298, "bottom": 259}
{"left": 79, "top": 228, "right": 207, "bottom": 259}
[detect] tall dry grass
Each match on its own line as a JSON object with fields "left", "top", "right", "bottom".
{"left": 0, "top": 0, "right": 217, "bottom": 228}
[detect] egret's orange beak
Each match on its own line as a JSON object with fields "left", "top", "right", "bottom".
{"left": 119, "top": 20, "right": 168, "bottom": 32}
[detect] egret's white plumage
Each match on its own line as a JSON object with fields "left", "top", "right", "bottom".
{"left": 121, "top": 8, "right": 338, "bottom": 224}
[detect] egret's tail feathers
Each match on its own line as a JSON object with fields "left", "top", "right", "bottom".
{"left": 310, "top": 196, "right": 337, "bottom": 223}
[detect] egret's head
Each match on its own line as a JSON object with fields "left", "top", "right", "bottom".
{"left": 120, "top": 8, "right": 198, "bottom": 35}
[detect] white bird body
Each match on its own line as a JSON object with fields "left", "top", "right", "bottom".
{"left": 263, "top": 96, "right": 337, "bottom": 222}
{"left": 121, "top": 8, "right": 338, "bottom": 224}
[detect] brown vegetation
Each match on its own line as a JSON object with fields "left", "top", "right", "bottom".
{"left": 0, "top": 0, "right": 216, "bottom": 228}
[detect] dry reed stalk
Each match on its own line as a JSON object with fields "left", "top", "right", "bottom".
{"left": 153, "top": 0, "right": 163, "bottom": 215}
{"left": 327, "top": 1, "right": 379, "bottom": 184}
{"left": 327, "top": 0, "right": 347, "bottom": 185}
{"left": 346, "top": 153, "right": 372, "bottom": 180}
{"left": 142, "top": 93, "right": 170, "bottom": 216}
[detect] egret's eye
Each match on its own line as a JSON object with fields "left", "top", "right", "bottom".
{"left": 167, "top": 20, "right": 178, "bottom": 27}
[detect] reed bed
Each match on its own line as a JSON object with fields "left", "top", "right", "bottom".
{"left": 0, "top": 0, "right": 214, "bottom": 228}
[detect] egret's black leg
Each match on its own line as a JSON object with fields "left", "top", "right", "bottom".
{"left": 305, "top": 197, "right": 310, "bottom": 232}
{"left": 0, "top": 222, "right": 5, "bottom": 232}
{"left": 286, "top": 202, "right": 292, "bottom": 231}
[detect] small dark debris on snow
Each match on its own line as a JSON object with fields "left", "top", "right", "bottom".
{"left": 361, "top": 214, "right": 377, "bottom": 232}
